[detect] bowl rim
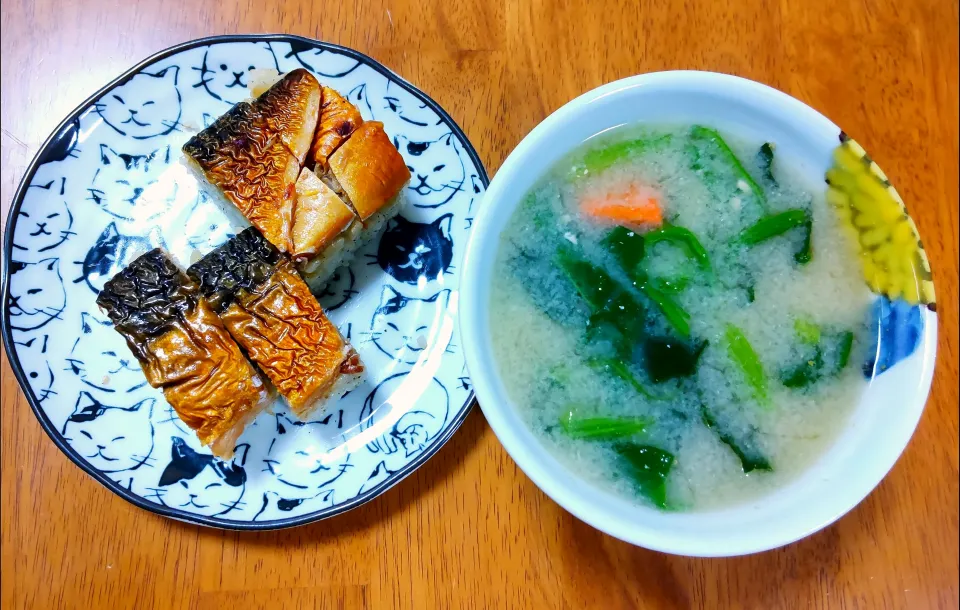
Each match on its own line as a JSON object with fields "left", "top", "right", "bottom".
{"left": 459, "top": 70, "right": 938, "bottom": 556}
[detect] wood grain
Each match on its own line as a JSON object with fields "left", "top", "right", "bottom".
{"left": 2, "top": 0, "right": 957, "bottom": 608}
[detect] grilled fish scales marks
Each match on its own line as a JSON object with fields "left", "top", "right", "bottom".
{"left": 188, "top": 227, "right": 284, "bottom": 312}
{"left": 182, "top": 69, "right": 322, "bottom": 253}
{"left": 188, "top": 228, "right": 365, "bottom": 419}
{"left": 256, "top": 69, "right": 322, "bottom": 163}
{"left": 96, "top": 249, "right": 271, "bottom": 458}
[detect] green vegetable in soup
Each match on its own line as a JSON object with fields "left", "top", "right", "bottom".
{"left": 587, "top": 291, "right": 647, "bottom": 359}
{"left": 794, "top": 318, "right": 822, "bottom": 345}
{"left": 780, "top": 328, "right": 855, "bottom": 388}
{"left": 560, "top": 410, "right": 652, "bottom": 440}
{"left": 780, "top": 349, "right": 824, "bottom": 388}
{"left": 643, "top": 223, "right": 712, "bottom": 271}
{"left": 640, "top": 281, "right": 692, "bottom": 337}
{"left": 556, "top": 246, "right": 620, "bottom": 309}
{"left": 581, "top": 134, "right": 674, "bottom": 176}
{"left": 613, "top": 443, "right": 675, "bottom": 509}
{"left": 724, "top": 323, "right": 771, "bottom": 408}
{"left": 587, "top": 357, "right": 658, "bottom": 399}
{"left": 738, "top": 208, "right": 813, "bottom": 265}
{"left": 836, "top": 331, "right": 854, "bottom": 370}
{"left": 757, "top": 142, "right": 777, "bottom": 186}
{"left": 558, "top": 245, "right": 648, "bottom": 358}
{"left": 643, "top": 337, "right": 708, "bottom": 383}
{"left": 700, "top": 406, "right": 773, "bottom": 473}
{"left": 599, "top": 224, "right": 705, "bottom": 337}
{"left": 602, "top": 226, "right": 646, "bottom": 272}
{"left": 689, "top": 125, "right": 768, "bottom": 211}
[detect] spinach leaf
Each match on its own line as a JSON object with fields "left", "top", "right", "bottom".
{"left": 689, "top": 125, "right": 769, "bottom": 212}
{"left": 613, "top": 443, "right": 675, "bottom": 509}
{"left": 581, "top": 134, "right": 674, "bottom": 176}
{"left": 724, "top": 323, "right": 771, "bottom": 408}
{"left": 643, "top": 337, "right": 708, "bottom": 383}
{"left": 700, "top": 406, "right": 773, "bottom": 473}
{"left": 756, "top": 142, "right": 777, "bottom": 186}
{"left": 560, "top": 410, "right": 652, "bottom": 440}
{"left": 737, "top": 208, "right": 813, "bottom": 265}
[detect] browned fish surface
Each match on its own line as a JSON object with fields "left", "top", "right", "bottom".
{"left": 188, "top": 229, "right": 363, "bottom": 417}
{"left": 309, "top": 85, "right": 364, "bottom": 172}
{"left": 292, "top": 167, "right": 357, "bottom": 260}
{"left": 96, "top": 250, "right": 271, "bottom": 457}
{"left": 257, "top": 69, "right": 322, "bottom": 163}
{"left": 328, "top": 121, "right": 411, "bottom": 221}
{"left": 182, "top": 69, "right": 321, "bottom": 253}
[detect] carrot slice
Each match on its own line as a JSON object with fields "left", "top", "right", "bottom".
{"left": 580, "top": 183, "right": 663, "bottom": 231}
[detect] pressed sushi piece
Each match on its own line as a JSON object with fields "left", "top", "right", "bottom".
{"left": 96, "top": 249, "right": 272, "bottom": 458}
{"left": 292, "top": 166, "right": 359, "bottom": 261}
{"left": 301, "top": 120, "right": 411, "bottom": 289}
{"left": 182, "top": 69, "right": 322, "bottom": 253}
{"left": 309, "top": 86, "right": 364, "bottom": 172}
{"left": 293, "top": 166, "right": 364, "bottom": 291}
{"left": 187, "top": 227, "right": 364, "bottom": 420}
{"left": 327, "top": 121, "right": 411, "bottom": 225}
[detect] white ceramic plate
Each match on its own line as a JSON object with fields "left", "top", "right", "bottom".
{"left": 2, "top": 35, "right": 486, "bottom": 529}
{"left": 460, "top": 71, "right": 938, "bottom": 556}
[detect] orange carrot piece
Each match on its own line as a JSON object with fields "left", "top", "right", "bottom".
{"left": 580, "top": 183, "right": 663, "bottom": 230}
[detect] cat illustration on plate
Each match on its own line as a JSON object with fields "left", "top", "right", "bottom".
{"left": 285, "top": 41, "right": 360, "bottom": 78}
{"left": 359, "top": 372, "right": 450, "bottom": 459}
{"left": 12, "top": 333, "right": 55, "bottom": 402}
{"left": 13, "top": 174, "right": 74, "bottom": 254}
{"left": 255, "top": 414, "right": 354, "bottom": 517}
{"left": 75, "top": 222, "right": 164, "bottom": 294}
{"left": 375, "top": 213, "right": 453, "bottom": 285}
{"left": 262, "top": 414, "right": 354, "bottom": 489}
{"left": 367, "top": 285, "right": 452, "bottom": 365}
{"left": 66, "top": 312, "right": 147, "bottom": 394}
{"left": 146, "top": 437, "right": 249, "bottom": 516}
{"left": 87, "top": 144, "right": 177, "bottom": 222}
{"left": 61, "top": 391, "right": 156, "bottom": 474}
{"left": 191, "top": 42, "right": 279, "bottom": 106}
{"left": 6, "top": 258, "right": 66, "bottom": 332}
{"left": 316, "top": 267, "right": 357, "bottom": 312}
{"left": 395, "top": 133, "right": 466, "bottom": 208}
{"left": 383, "top": 86, "right": 437, "bottom": 128}
{"left": 94, "top": 66, "right": 181, "bottom": 139}
{"left": 73, "top": 222, "right": 163, "bottom": 294}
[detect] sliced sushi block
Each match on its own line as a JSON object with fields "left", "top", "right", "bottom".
{"left": 309, "top": 85, "right": 364, "bottom": 172}
{"left": 301, "top": 121, "right": 411, "bottom": 288}
{"left": 182, "top": 68, "right": 322, "bottom": 253}
{"left": 96, "top": 249, "right": 272, "bottom": 458}
{"left": 291, "top": 166, "right": 365, "bottom": 289}
{"left": 187, "top": 70, "right": 410, "bottom": 291}
{"left": 187, "top": 227, "right": 364, "bottom": 420}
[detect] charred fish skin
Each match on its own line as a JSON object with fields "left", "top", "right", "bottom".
{"left": 96, "top": 249, "right": 199, "bottom": 354}
{"left": 182, "top": 102, "right": 299, "bottom": 253}
{"left": 97, "top": 248, "right": 271, "bottom": 457}
{"left": 182, "top": 70, "right": 321, "bottom": 254}
{"left": 186, "top": 227, "right": 284, "bottom": 313}
{"left": 187, "top": 228, "right": 363, "bottom": 418}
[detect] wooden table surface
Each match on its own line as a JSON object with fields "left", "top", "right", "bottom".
{"left": 2, "top": 0, "right": 958, "bottom": 608}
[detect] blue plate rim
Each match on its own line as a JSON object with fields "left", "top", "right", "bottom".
{"left": 0, "top": 33, "right": 488, "bottom": 530}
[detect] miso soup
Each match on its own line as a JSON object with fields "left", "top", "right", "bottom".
{"left": 489, "top": 124, "right": 872, "bottom": 511}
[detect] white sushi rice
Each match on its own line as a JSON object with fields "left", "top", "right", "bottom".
{"left": 299, "top": 190, "right": 408, "bottom": 292}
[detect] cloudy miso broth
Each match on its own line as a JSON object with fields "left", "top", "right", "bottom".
{"left": 489, "top": 124, "right": 872, "bottom": 511}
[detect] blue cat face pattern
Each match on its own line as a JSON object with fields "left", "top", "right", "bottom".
{"left": 3, "top": 37, "right": 486, "bottom": 528}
